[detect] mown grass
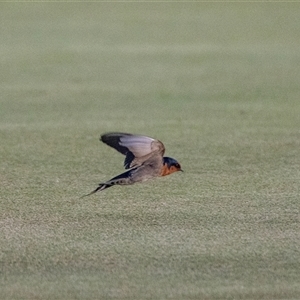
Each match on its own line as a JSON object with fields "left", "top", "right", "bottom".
{"left": 1, "top": 3, "right": 300, "bottom": 299}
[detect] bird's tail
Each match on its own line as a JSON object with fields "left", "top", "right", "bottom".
{"left": 81, "top": 169, "right": 135, "bottom": 198}
{"left": 80, "top": 183, "right": 112, "bottom": 198}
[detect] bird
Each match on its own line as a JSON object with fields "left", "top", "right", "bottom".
{"left": 82, "top": 132, "right": 183, "bottom": 196}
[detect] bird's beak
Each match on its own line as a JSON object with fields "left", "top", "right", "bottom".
{"left": 180, "top": 169, "right": 184, "bottom": 172}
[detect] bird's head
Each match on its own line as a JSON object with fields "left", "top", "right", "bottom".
{"left": 161, "top": 157, "right": 183, "bottom": 176}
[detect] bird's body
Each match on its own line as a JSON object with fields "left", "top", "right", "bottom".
{"left": 83, "top": 132, "right": 182, "bottom": 196}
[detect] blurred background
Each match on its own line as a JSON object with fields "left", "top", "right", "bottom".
{"left": 1, "top": 3, "right": 300, "bottom": 299}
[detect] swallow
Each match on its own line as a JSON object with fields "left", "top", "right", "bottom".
{"left": 83, "top": 132, "right": 183, "bottom": 196}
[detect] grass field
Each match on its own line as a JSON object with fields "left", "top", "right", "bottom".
{"left": 1, "top": 3, "right": 300, "bottom": 299}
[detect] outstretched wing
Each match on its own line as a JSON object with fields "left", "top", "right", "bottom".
{"left": 100, "top": 132, "right": 165, "bottom": 169}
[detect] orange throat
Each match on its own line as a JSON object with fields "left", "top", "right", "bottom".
{"left": 160, "top": 164, "right": 179, "bottom": 176}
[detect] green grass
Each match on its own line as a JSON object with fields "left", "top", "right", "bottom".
{"left": 1, "top": 3, "right": 300, "bottom": 299}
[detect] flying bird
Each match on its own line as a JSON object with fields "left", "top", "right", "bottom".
{"left": 83, "top": 132, "right": 183, "bottom": 196}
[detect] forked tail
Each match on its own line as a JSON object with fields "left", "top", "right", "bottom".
{"left": 81, "top": 168, "right": 135, "bottom": 198}
{"left": 80, "top": 183, "right": 113, "bottom": 198}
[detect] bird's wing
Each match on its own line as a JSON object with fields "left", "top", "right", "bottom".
{"left": 100, "top": 132, "right": 165, "bottom": 169}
